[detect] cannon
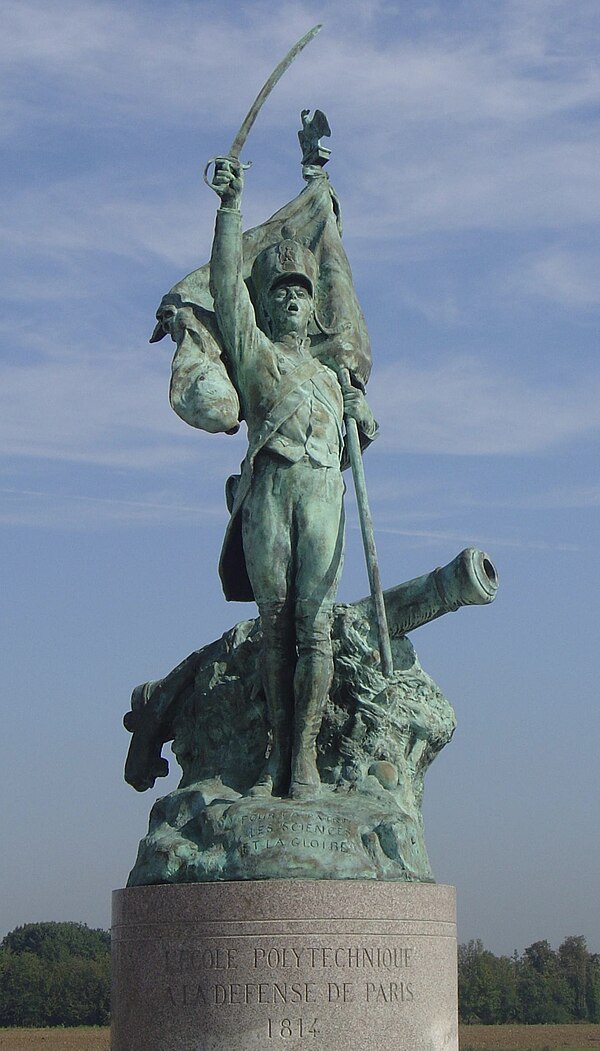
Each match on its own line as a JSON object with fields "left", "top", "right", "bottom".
{"left": 356, "top": 547, "right": 498, "bottom": 637}
{"left": 123, "top": 548, "right": 497, "bottom": 793}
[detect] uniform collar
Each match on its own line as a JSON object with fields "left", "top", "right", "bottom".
{"left": 276, "top": 333, "right": 311, "bottom": 353}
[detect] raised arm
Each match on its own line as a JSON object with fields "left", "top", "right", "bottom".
{"left": 208, "top": 160, "right": 258, "bottom": 363}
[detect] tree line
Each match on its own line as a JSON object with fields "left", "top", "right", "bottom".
{"left": 0, "top": 922, "right": 110, "bottom": 1026}
{"left": 459, "top": 936, "right": 600, "bottom": 1024}
{"left": 1, "top": 922, "right": 598, "bottom": 1027}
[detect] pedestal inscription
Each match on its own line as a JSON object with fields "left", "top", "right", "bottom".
{"left": 111, "top": 881, "right": 457, "bottom": 1050}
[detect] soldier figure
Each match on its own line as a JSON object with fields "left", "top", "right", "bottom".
{"left": 206, "top": 159, "right": 377, "bottom": 799}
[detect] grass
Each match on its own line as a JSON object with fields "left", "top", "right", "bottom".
{"left": 0, "top": 1025, "right": 598, "bottom": 1050}
{"left": 458, "top": 1024, "right": 600, "bottom": 1049}
{"left": 0, "top": 1031, "right": 109, "bottom": 1050}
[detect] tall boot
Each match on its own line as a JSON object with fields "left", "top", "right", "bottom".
{"left": 249, "top": 601, "right": 296, "bottom": 797}
{"left": 290, "top": 602, "right": 334, "bottom": 800}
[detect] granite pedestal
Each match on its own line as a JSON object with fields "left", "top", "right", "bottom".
{"left": 111, "top": 881, "right": 457, "bottom": 1050}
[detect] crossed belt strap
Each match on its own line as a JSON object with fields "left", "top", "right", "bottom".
{"left": 229, "top": 355, "right": 327, "bottom": 515}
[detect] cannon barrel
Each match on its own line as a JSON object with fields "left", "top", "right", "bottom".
{"left": 355, "top": 548, "right": 498, "bottom": 636}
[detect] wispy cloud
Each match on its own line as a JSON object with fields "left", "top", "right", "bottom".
{"left": 3, "top": 0, "right": 600, "bottom": 238}
{"left": 1, "top": 171, "right": 211, "bottom": 274}
{"left": 0, "top": 335, "right": 247, "bottom": 473}
{"left": 488, "top": 481, "right": 600, "bottom": 511}
{"left": 2, "top": 0, "right": 599, "bottom": 474}
{"left": 0, "top": 485, "right": 225, "bottom": 528}
{"left": 4, "top": 340, "right": 596, "bottom": 471}
{"left": 513, "top": 247, "right": 600, "bottom": 308}
{"left": 367, "top": 522, "right": 578, "bottom": 553}
{"left": 370, "top": 357, "right": 600, "bottom": 455}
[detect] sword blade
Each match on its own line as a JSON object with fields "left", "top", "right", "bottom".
{"left": 227, "top": 24, "right": 322, "bottom": 160}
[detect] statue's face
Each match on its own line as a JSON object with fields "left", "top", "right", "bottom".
{"left": 264, "top": 281, "right": 313, "bottom": 339}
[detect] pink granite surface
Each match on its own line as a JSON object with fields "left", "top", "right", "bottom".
{"left": 112, "top": 881, "right": 457, "bottom": 1050}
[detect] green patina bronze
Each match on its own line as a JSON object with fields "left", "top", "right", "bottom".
{"left": 127, "top": 33, "right": 498, "bottom": 883}
{"left": 154, "top": 138, "right": 377, "bottom": 806}
{"left": 124, "top": 548, "right": 497, "bottom": 884}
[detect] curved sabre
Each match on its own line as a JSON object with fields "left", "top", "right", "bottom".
{"left": 204, "top": 23, "right": 322, "bottom": 186}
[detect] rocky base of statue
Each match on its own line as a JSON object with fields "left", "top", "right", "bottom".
{"left": 127, "top": 784, "right": 434, "bottom": 884}
{"left": 125, "top": 611, "right": 454, "bottom": 885}
{"left": 124, "top": 551, "right": 498, "bottom": 885}
{"left": 111, "top": 880, "right": 458, "bottom": 1051}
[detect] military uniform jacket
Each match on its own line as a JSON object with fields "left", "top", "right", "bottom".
{"left": 209, "top": 207, "right": 371, "bottom": 602}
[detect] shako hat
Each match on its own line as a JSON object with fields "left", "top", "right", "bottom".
{"left": 251, "top": 239, "right": 318, "bottom": 297}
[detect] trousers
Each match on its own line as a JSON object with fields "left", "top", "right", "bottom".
{"left": 240, "top": 452, "right": 345, "bottom": 796}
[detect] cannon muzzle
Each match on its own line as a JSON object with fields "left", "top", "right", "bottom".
{"left": 355, "top": 548, "right": 498, "bottom": 637}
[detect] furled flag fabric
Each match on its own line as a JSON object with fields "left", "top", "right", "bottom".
{"left": 151, "top": 170, "right": 372, "bottom": 436}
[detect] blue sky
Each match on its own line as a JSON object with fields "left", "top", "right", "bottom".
{"left": 1, "top": 0, "right": 599, "bottom": 956}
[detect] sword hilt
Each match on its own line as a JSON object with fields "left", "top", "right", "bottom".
{"left": 203, "top": 155, "right": 252, "bottom": 191}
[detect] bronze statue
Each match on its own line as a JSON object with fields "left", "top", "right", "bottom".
{"left": 125, "top": 28, "right": 498, "bottom": 885}
{"left": 205, "top": 158, "right": 376, "bottom": 800}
